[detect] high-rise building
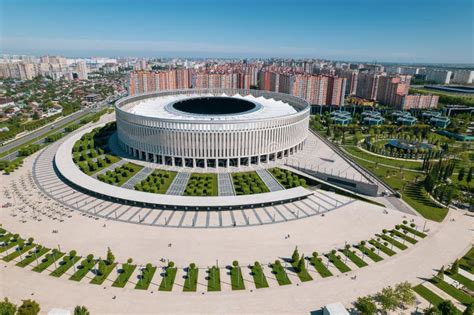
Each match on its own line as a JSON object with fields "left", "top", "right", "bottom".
{"left": 451, "top": 70, "right": 474, "bottom": 84}
{"left": 376, "top": 75, "right": 411, "bottom": 106}
{"left": 356, "top": 72, "right": 381, "bottom": 100}
{"left": 291, "top": 74, "right": 345, "bottom": 106}
{"left": 335, "top": 69, "right": 358, "bottom": 95}
{"left": 76, "top": 61, "right": 88, "bottom": 80}
{"left": 425, "top": 69, "right": 452, "bottom": 84}
{"left": 400, "top": 94, "right": 439, "bottom": 110}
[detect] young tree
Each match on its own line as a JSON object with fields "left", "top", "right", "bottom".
{"left": 354, "top": 296, "right": 377, "bottom": 315}
{"left": 462, "top": 303, "right": 473, "bottom": 315}
{"left": 17, "top": 299, "right": 40, "bottom": 315}
{"left": 457, "top": 168, "right": 466, "bottom": 182}
{"left": 291, "top": 247, "right": 299, "bottom": 264}
{"left": 436, "top": 266, "right": 445, "bottom": 282}
{"left": 106, "top": 247, "right": 115, "bottom": 265}
{"left": 467, "top": 167, "right": 473, "bottom": 183}
{"left": 438, "top": 300, "right": 457, "bottom": 315}
{"left": 74, "top": 305, "right": 90, "bottom": 315}
{"left": 423, "top": 306, "right": 441, "bottom": 315}
{"left": 0, "top": 297, "right": 17, "bottom": 315}
{"left": 394, "top": 281, "right": 416, "bottom": 309}
{"left": 450, "top": 259, "right": 459, "bottom": 275}
{"left": 376, "top": 286, "right": 399, "bottom": 313}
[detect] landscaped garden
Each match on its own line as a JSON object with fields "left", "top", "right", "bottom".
{"left": 184, "top": 173, "right": 218, "bottom": 196}
{"left": 269, "top": 167, "right": 308, "bottom": 188}
{"left": 232, "top": 171, "right": 269, "bottom": 195}
{"left": 134, "top": 170, "right": 177, "bottom": 194}
{"left": 97, "top": 162, "right": 143, "bottom": 186}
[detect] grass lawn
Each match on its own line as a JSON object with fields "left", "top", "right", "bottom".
{"left": 135, "top": 170, "right": 177, "bottom": 194}
{"left": 309, "top": 256, "right": 333, "bottom": 278}
{"left": 81, "top": 155, "right": 121, "bottom": 176}
{"left": 116, "top": 163, "right": 143, "bottom": 186}
{"left": 378, "top": 234, "right": 408, "bottom": 250}
{"left": 0, "top": 238, "right": 21, "bottom": 253}
{"left": 340, "top": 249, "right": 368, "bottom": 268}
{"left": 184, "top": 173, "right": 218, "bottom": 196}
{"left": 69, "top": 259, "right": 97, "bottom": 282}
{"left": 16, "top": 247, "right": 50, "bottom": 268}
{"left": 183, "top": 267, "right": 199, "bottom": 292}
{"left": 270, "top": 262, "right": 291, "bottom": 285}
{"left": 135, "top": 266, "right": 157, "bottom": 290}
{"left": 32, "top": 251, "right": 65, "bottom": 273}
{"left": 356, "top": 245, "right": 383, "bottom": 262}
{"left": 207, "top": 267, "right": 221, "bottom": 291}
{"left": 90, "top": 262, "right": 118, "bottom": 285}
{"left": 112, "top": 264, "right": 137, "bottom": 288}
{"left": 343, "top": 149, "right": 448, "bottom": 222}
{"left": 232, "top": 171, "right": 270, "bottom": 195}
{"left": 159, "top": 267, "right": 178, "bottom": 291}
{"left": 250, "top": 264, "right": 269, "bottom": 289}
{"left": 413, "top": 284, "right": 444, "bottom": 306}
{"left": 50, "top": 256, "right": 81, "bottom": 277}
{"left": 368, "top": 239, "right": 396, "bottom": 256}
{"left": 230, "top": 266, "right": 246, "bottom": 290}
{"left": 0, "top": 232, "right": 12, "bottom": 242}
{"left": 2, "top": 243, "right": 36, "bottom": 262}
{"left": 391, "top": 229, "right": 418, "bottom": 244}
{"left": 431, "top": 279, "right": 474, "bottom": 305}
{"left": 401, "top": 225, "right": 427, "bottom": 238}
{"left": 290, "top": 261, "right": 313, "bottom": 282}
{"left": 326, "top": 252, "right": 351, "bottom": 273}
{"left": 459, "top": 247, "right": 473, "bottom": 274}
{"left": 446, "top": 272, "right": 474, "bottom": 291}
{"left": 343, "top": 145, "right": 423, "bottom": 170}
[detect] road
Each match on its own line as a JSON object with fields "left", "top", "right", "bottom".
{"left": 0, "top": 93, "right": 124, "bottom": 160}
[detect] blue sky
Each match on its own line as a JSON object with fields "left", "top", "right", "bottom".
{"left": 1, "top": 0, "right": 473, "bottom": 63}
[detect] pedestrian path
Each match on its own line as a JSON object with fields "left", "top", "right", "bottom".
{"left": 217, "top": 173, "right": 234, "bottom": 196}
{"left": 122, "top": 167, "right": 154, "bottom": 190}
{"left": 166, "top": 172, "right": 191, "bottom": 195}
{"left": 256, "top": 169, "right": 284, "bottom": 192}
{"left": 91, "top": 160, "right": 126, "bottom": 179}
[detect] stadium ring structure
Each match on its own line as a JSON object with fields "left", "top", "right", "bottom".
{"left": 115, "top": 88, "right": 310, "bottom": 168}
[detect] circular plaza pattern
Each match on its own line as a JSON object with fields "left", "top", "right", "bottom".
{"left": 115, "top": 89, "right": 310, "bottom": 168}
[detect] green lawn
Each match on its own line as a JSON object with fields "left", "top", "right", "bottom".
{"left": 69, "top": 258, "right": 97, "bottom": 282}
{"left": 309, "top": 256, "right": 333, "bottom": 277}
{"left": 431, "top": 279, "right": 474, "bottom": 305}
{"left": 134, "top": 170, "right": 177, "bottom": 194}
{"left": 355, "top": 245, "right": 383, "bottom": 262}
{"left": 270, "top": 261, "right": 291, "bottom": 285}
{"left": 459, "top": 247, "right": 473, "bottom": 274}
{"left": 291, "top": 261, "right": 313, "bottom": 282}
{"left": 378, "top": 234, "right": 408, "bottom": 250}
{"left": 184, "top": 173, "right": 218, "bottom": 196}
{"left": 343, "top": 148, "right": 448, "bottom": 222}
{"left": 183, "top": 267, "right": 199, "bottom": 292}
{"left": 326, "top": 252, "right": 351, "bottom": 273}
{"left": 233, "top": 171, "right": 270, "bottom": 195}
{"left": 207, "top": 267, "right": 221, "bottom": 291}
{"left": 80, "top": 155, "right": 121, "bottom": 176}
{"left": 344, "top": 145, "right": 423, "bottom": 170}
{"left": 2, "top": 243, "right": 36, "bottom": 262}
{"left": 159, "top": 267, "right": 178, "bottom": 291}
{"left": 50, "top": 255, "right": 81, "bottom": 277}
{"left": 401, "top": 225, "right": 427, "bottom": 238}
{"left": 340, "top": 249, "right": 368, "bottom": 268}
{"left": 391, "top": 229, "right": 418, "bottom": 244}
{"left": 250, "top": 263, "right": 269, "bottom": 289}
{"left": 269, "top": 167, "right": 308, "bottom": 189}
{"left": 112, "top": 264, "right": 136, "bottom": 288}
{"left": 97, "top": 162, "right": 143, "bottom": 186}
{"left": 16, "top": 247, "right": 50, "bottom": 268}
{"left": 368, "top": 239, "right": 396, "bottom": 256}
{"left": 447, "top": 272, "right": 474, "bottom": 291}
{"left": 413, "top": 284, "right": 444, "bottom": 306}
{"left": 135, "top": 265, "right": 157, "bottom": 290}
{"left": 90, "top": 262, "right": 117, "bottom": 285}
{"left": 0, "top": 237, "right": 21, "bottom": 253}
{"left": 230, "top": 266, "right": 245, "bottom": 290}
{"left": 32, "top": 251, "right": 65, "bottom": 273}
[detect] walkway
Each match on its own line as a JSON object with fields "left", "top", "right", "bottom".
{"left": 165, "top": 172, "right": 191, "bottom": 195}
{"left": 217, "top": 173, "right": 234, "bottom": 196}
{"left": 122, "top": 167, "right": 154, "bottom": 190}
{"left": 256, "top": 169, "right": 284, "bottom": 192}
{"left": 91, "top": 159, "right": 126, "bottom": 179}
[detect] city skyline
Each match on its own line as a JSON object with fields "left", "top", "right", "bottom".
{"left": 1, "top": 0, "right": 473, "bottom": 64}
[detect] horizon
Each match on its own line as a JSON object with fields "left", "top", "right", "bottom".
{"left": 1, "top": 0, "right": 473, "bottom": 64}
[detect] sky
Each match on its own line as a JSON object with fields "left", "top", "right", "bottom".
{"left": 0, "top": 0, "right": 473, "bottom": 63}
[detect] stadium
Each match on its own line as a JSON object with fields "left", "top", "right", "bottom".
{"left": 115, "top": 89, "right": 310, "bottom": 169}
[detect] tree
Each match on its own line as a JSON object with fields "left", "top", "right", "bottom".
{"left": 458, "top": 168, "right": 466, "bottom": 182}
{"left": 424, "top": 306, "right": 441, "bottom": 315}
{"left": 450, "top": 259, "right": 459, "bottom": 274}
{"left": 394, "top": 281, "right": 416, "bottom": 308}
{"left": 17, "top": 299, "right": 40, "bottom": 315}
{"left": 0, "top": 297, "right": 17, "bottom": 315}
{"left": 74, "top": 305, "right": 90, "bottom": 315}
{"left": 438, "top": 300, "right": 457, "bottom": 315}
{"left": 354, "top": 296, "right": 377, "bottom": 315}
{"left": 106, "top": 247, "right": 115, "bottom": 265}
{"left": 467, "top": 167, "right": 473, "bottom": 183}
{"left": 436, "top": 266, "right": 445, "bottom": 281}
{"left": 291, "top": 247, "right": 299, "bottom": 264}
{"left": 463, "top": 304, "right": 473, "bottom": 315}
{"left": 376, "top": 286, "right": 399, "bottom": 313}
{"left": 424, "top": 173, "right": 436, "bottom": 193}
